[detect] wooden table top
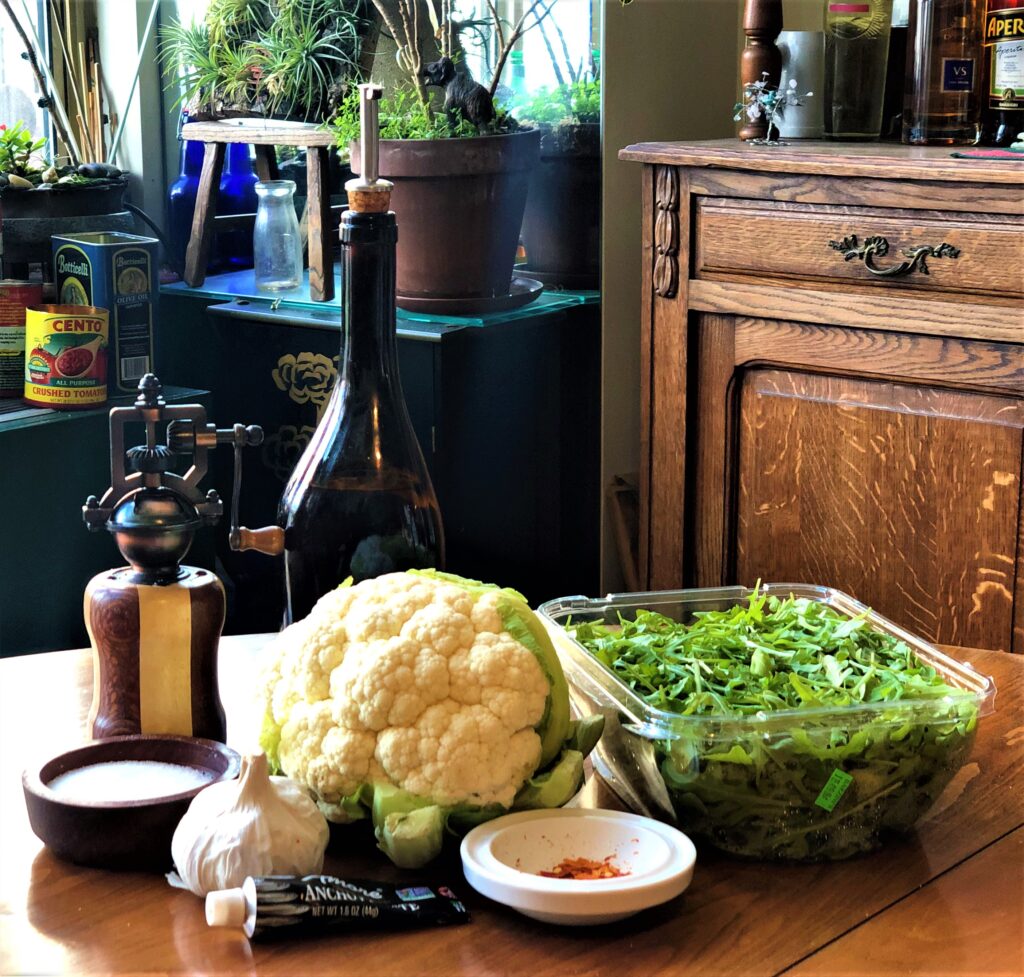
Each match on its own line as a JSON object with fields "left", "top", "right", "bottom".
{"left": 617, "top": 138, "right": 1024, "bottom": 184}
{"left": 1, "top": 636, "right": 1021, "bottom": 977}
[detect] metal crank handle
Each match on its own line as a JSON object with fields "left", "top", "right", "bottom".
{"left": 219, "top": 423, "right": 285, "bottom": 556}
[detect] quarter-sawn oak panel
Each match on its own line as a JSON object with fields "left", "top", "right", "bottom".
{"left": 735, "top": 369, "right": 1024, "bottom": 651}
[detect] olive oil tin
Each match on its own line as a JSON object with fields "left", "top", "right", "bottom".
{"left": 23, "top": 305, "right": 109, "bottom": 409}
{"left": 52, "top": 232, "right": 158, "bottom": 393}
{"left": 0, "top": 280, "right": 44, "bottom": 398}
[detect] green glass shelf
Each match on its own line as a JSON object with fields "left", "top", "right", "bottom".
{"left": 161, "top": 269, "right": 599, "bottom": 328}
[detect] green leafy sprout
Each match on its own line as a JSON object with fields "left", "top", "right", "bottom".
{"left": 0, "top": 121, "right": 48, "bottom": 177}
{"left": 514, "top": 78, "right": 600, "bottom": 126}
{"left": 568, "top": 588, "right": 980, "bottom": 861}
{"left": 330, "top": 87, "right": 517, "bottom": 160}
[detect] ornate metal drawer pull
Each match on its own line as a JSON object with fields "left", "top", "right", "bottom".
{"left": 828, "top": 234, "right": 960, "bottom": 278}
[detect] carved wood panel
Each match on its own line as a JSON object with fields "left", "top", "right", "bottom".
{"left": 653, "top": 166, "right": 680, "bottom": 299}
{"left": 734, "top": 368, "right": 1024, "bottom": 651}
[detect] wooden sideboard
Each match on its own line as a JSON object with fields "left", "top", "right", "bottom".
{"left": 619, "top": 140, "right": 1024, "bottom": 652}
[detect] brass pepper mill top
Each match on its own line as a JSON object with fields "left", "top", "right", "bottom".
{"left": 83, "top": 374, "right": 272, "bottom": 581}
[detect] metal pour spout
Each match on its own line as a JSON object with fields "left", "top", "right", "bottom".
{"left": 345, "top": 83, "right": 393, "bottom": 213}
{"left": 361, "top": 83, "right": 381, "bottom": 184}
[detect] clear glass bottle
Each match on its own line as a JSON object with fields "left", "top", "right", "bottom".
{"left": 824, "top": 0, "right": 896, "bottom": 138}
{"left": 253, "top": 180, "right": 303, "bottom": 292}
{"left": 902, "top": 0, "right": 984, "bottom": 143}
{"left": 277, "top": 91, "right": 443, "bottom": 624}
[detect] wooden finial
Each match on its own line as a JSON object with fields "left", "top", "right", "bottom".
{"left": 738, "top": 0, "right": 783, "bottom": 141}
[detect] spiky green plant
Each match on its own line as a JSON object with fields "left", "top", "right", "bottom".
{"left": 159, "top": 0, "right": 363, "bottom": 121}
{"left": 205, "top": 0, "right": 267, "bottom": 45}
{"left": 260, "top": 2, "right": 361, "bottom": 119}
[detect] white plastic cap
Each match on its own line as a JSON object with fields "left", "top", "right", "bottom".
{"left": 205, "top": 887, "right": 247, "bottom": 929}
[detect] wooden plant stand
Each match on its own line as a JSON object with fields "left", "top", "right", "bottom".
{"left": 180, "top": 121, "right": 336, "bottom": 302}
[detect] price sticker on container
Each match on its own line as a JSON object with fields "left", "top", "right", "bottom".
{"left": 815, "top": 769, "right": 854, "bottom": 812}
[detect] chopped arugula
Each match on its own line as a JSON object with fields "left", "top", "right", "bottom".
{"left": 568, "top": 589, "right": 979, "bottom": 860}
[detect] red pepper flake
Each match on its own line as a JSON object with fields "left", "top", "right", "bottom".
{"left": 538, "top": 855, "right": 629, "bottom": 880}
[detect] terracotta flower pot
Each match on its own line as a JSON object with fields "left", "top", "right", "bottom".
{"left": 520, "top": 123, "right": 601, "bottom": 290}
{"left": 351, "top": 129, "right": 540, "bottom": 311}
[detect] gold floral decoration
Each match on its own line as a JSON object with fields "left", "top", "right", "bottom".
{"left": 261, "top": 424, "right": 318, "bottom": 482}
{"left": 271, "top": 352, "right": 338, "bottom": 420}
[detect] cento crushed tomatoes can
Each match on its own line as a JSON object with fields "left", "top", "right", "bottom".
{"left": 0, "top": 280, "right": 44, "bottom": 398}
{"left": 23, "top": 305, "right": 109, "bottom": 409}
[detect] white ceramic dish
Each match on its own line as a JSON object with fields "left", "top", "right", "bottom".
{"left": 460, "top": 808, "right": 696, "bottom": 926}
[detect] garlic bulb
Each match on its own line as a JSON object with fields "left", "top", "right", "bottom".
{"left": 171, "top": 752, "right": 329, "bottom": 897}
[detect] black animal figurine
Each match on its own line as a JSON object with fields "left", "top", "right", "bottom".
{"left": 422, "top": 57, "right": 495, "bottom": 128}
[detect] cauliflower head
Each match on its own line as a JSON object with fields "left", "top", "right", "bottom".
{"left": 259, "top": 570, "right": 597, "bottom": 867}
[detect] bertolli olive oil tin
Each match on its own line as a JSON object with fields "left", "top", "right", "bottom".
{"left": 52, "top": 232, "right": 159, "bottom": 393}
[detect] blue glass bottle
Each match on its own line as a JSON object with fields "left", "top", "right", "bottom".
{"left": 216, "top": 143, "right": 259, "bottom": 270}
{"left": 166, "top": 125, "right": 205, "bottom": 271}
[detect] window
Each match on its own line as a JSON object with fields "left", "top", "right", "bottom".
{"left": 459, "top": 0, "right": 600, "bottom": 94}
{"left": 0, "top": 0, "right": 47, "bottom": 140}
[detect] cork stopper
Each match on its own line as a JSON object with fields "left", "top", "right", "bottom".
{"left": 345, "top": 83, "right": 393, "bottom": 213}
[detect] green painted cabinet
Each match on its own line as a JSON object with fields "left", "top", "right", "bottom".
{"left": 156, "top": 280, "right": 601, "bottom": 634}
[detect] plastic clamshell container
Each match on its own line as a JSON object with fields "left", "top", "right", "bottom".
{"left": 538, "top": 584, "right": 996, "bottom": 862}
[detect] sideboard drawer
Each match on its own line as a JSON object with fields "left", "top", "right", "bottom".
{"left": 695, "top": 197, "right": 1024, "bottom": 297}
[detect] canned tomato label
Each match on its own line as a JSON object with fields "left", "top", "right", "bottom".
{"left": 23, "top": 305, "right": 109, "bottom": 409}
{"left": 0, "top": 280, "right": 43, "bottom": 398}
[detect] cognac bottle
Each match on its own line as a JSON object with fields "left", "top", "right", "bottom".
{"left": 902, "top": 0, "right": 984, "bottom": 144}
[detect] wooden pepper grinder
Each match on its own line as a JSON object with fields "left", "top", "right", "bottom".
{"left": 82, "top": 375, "right": 270, "bottom": 741}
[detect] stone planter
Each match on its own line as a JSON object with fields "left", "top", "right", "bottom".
{"left": 520, "top": 123, "right": 600, "bottom": 290}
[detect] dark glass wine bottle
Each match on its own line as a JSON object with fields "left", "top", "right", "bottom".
{"left": 278, "top": 86, "right": 443, "bottom": 625}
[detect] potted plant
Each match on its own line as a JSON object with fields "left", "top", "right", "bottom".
{"left": 160, "top": 0, "right": 368, "bottom": 123}
{"left": 331, "top": 0, "right": 553, "bottom": 313}
{"left": 0, "top": 1, "right": 128, "bottom": 224}
{"left": 0, "top": 122, "right": 126, "bottom": 218}
{"left": 514, "top": 76, "right": 600, "bottom": 289}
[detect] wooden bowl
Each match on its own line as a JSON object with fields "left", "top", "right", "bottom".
{"left": 23, "top": 735, "right": 239, "bottom": 871}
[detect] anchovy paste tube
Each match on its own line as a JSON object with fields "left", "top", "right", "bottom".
{"left": 206, "top": 875, "right": 471, "bottom": 940}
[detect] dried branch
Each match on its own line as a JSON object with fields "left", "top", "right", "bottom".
{"left": 443, "top": 0, "right": 453, "bottom": 59}
{"left": 485, "top": 0, "right": 504, "bottom": 54}
{"left": 370, "top": 0, "right": 429, "bottom": 107}
{"left": 0, "top": 0, "right": 78, "bottom": 163}
{"left": 487, "top": 0, "right": 556, "bottom": 97}
{"left": 547, "top": 6, "right": 579, "bottom": 83}
{"left": 535, "top": 15, "right": 565, "bottom": 87}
